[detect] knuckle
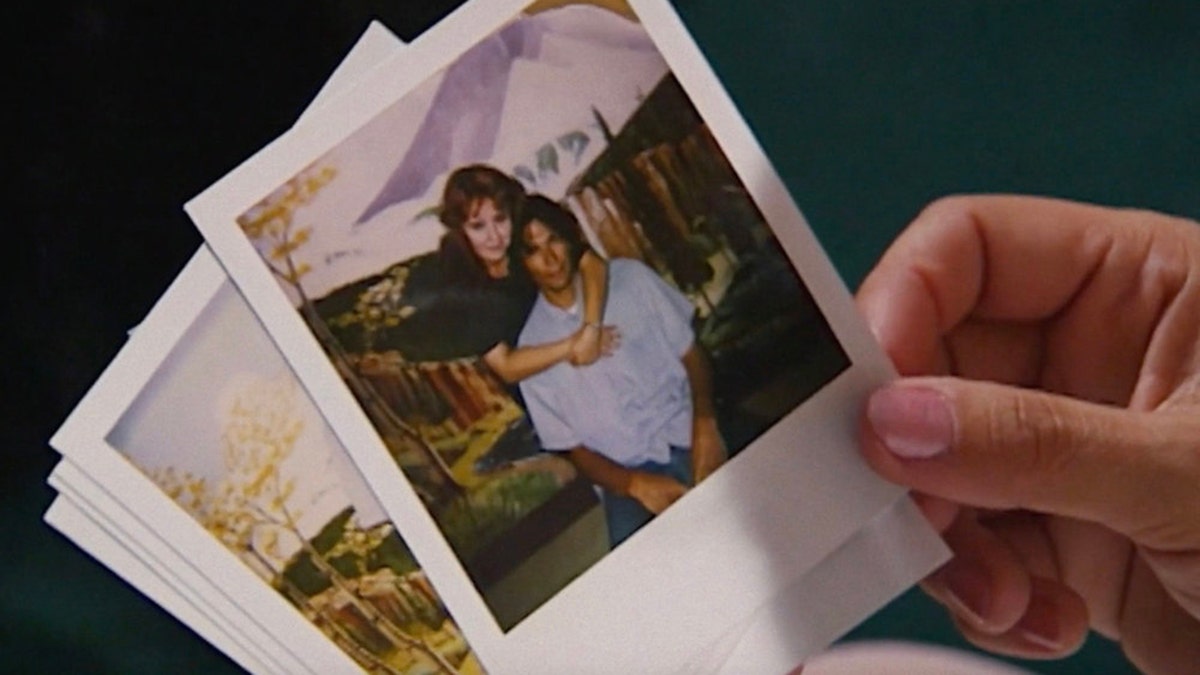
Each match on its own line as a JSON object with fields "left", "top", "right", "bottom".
{"left": 914, "top": 195, "right": 977, "bottom": 234}
{"left": 982, "top": 392, "right": 1079, "bottom": 503}
{"left": 919, "top": 194, "right": 974, "bottom": 219}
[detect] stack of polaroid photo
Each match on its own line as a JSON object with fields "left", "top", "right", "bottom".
{"left": 46, "top": 2, "right": 951, "bottom": 673}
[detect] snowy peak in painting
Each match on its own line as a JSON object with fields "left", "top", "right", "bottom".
{"left": 355, "top": 5, "right": 667, "bottom": 225}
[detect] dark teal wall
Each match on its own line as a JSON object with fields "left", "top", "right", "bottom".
{"left": 681, "top": 0, "right": 1199, "bottom": 289}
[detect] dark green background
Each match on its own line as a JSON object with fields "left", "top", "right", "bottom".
{"left": 12, "top": 1, "right": 1197, "bottom": 672}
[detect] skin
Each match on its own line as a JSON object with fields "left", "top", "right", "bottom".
{"left": 461, "top": 197, "right": 513, "bottom": 279}
{"left": 460, "top": 197, "right": 616, "bottom": 382}
{"left": 854, "top": 195, "right": 1200, "bottom": 673}
{"left": 683, "top": 345, "right": 726, "bottom": 484}
{"left": 572, "top": 252, "right": 610, "bottom": 364}
{"left": 521, "top": 218, "right": 726, "bottom": 513}
{"left": 566, "top": 446, "right": 687, "bottom": 514}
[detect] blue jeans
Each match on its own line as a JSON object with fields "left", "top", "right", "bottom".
{"left": 602, "top": 446, "right": 692, "bottom": 548}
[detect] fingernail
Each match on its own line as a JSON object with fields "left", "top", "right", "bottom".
{"left": 927, "top": 561, "right": 991, "bottom": 629}
{"left": 1015, "top": 593, "right": 1063, "bottom": 652}
{"left": 867, "top": 385, "right": 955, "bottom": 458}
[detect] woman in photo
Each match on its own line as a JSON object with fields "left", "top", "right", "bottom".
{"left": 416, "top": 163, "right": 615, "bottom": 383}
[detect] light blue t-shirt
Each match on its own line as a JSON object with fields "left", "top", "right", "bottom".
{"left": 517, "top": 258, "right": 696, "bottom": 466}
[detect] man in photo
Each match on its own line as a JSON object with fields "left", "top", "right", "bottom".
{"left": 514, "top": 195, "right": 727, "bottom": 547}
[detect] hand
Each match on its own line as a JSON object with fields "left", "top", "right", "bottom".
{"left": 627, "top": 472, "right": 688, "bottom": 514}
{"left": 569, "top": 323, "right": 620, "bottom": 366}
{"left": 691, "top": 416, "right": 727, "bottom": 484}
{"left": 855, "top": 195, "right": 1200, "bottom": 673}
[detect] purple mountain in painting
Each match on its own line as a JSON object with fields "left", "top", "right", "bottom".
{"left": 354, "top": 5, "right": 660, "bottom": 225}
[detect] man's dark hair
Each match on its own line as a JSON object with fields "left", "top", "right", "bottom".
{"left": 513, "top": 194, "right": 586, "bottom": 263}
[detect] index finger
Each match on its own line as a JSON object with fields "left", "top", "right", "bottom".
{"left": 856, "top": 194, "right": 1156, "bottom": 378}
{"left": 859, "top": 194, "right": 1108, "bottom": 369}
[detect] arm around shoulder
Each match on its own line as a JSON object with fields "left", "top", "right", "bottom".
{"left": 682, "top": 344, "right": 727, "bottom": 483}
{"left": 570, "top": 250, "right": 611, "bottom": 366}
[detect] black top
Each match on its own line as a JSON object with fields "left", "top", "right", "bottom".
{"left": 370, "top": 234, "right": 538, "bottom": 362}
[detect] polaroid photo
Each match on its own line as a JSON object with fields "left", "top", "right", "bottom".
{"left": 185, "top": 0, "right": 946, "bottom": 671}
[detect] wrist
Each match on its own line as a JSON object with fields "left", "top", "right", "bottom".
{"left": 622, "top": 469, "right": 646, "bottom": 498}
{"left": 558, "top": 336, "right": 577, "bottom": 360}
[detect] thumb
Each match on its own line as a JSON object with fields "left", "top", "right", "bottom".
{"left": 860, "top": 377, "right": 1200, "bottom": 547}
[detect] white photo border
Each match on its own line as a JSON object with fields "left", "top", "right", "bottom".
{"left": 43, "top": 494, "right": 272, "bottom": 675}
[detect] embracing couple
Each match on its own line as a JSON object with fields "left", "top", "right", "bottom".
{"left": 434, "top": 164, "right": 727, "bottom": 547}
